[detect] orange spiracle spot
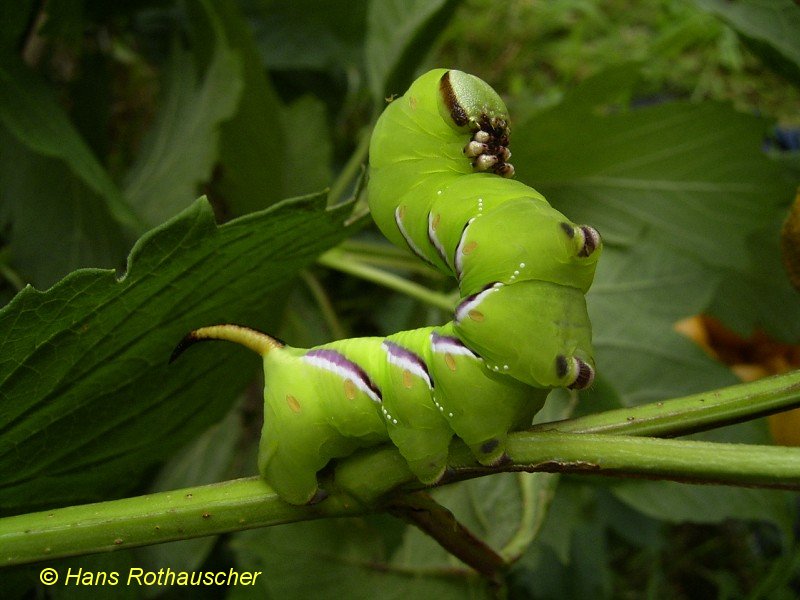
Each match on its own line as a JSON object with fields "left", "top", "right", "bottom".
{"left": 462, "top": 241, "right": 478, "bottom": 254}
{"left": 286, "top": 395, "right": 302, "bottom": 414}
{"left": 402, "top": 369, "right": 413, "bottom": 389}
{"left": 468, "top": 310, "right": 484, "bottom": 322}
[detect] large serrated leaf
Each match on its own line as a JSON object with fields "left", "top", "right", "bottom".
{"left": 0, "top": 192, "right": 357, "bottom": 514}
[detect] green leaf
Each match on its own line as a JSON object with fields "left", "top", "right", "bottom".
{"left": 365, "top": 0, "right": 461, "bottom": 102}
{"left": 230, "top": 517, "right": 488, "bottom": 599}
{"left": 187, "top": 0, "right": 289, "bottom": 215}
{"left": 519, "top": 101, "right": 789, "bottom": 267}
{"left": 122, "top": 41, "right": 242, "bottom": 226}
{"left": 0, "top": 0, "right": 36, "bottom": 55}
{"left": 246, "top": 0, "right": 368, "bottom": 72}
{"left": 588, "top": 242, "right": 735, "bottom": 405}
{"left": 0, "top": 192, "right": 357, "bottom": 514}
{"left": 710, "top": 215, "right": 800, "bottom": 341}
{"left": 280, "top": 96, "right": 333, "bottom": 198}
{"left": 0, "top": 59, "right": 141, "bottom": 232}
{"left": 514, "top": 96, "right": 796, "bottom": 403}
{"left": 0, "top": 130, "right": 129, "bottom": 289}
{"left": 515, "top": 483, "right": 614, "bottom": 600}
{"left": 612, "top": 481, "right": 794, "bottom": 534}
{"left": 693, "top": 0, "right": 800, "bottom": 86}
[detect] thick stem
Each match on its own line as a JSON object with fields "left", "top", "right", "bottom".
{"left": 503, "top": 432, "right": 800, "bottom": 488}
{"left": 3, "top": 371, "right": 800, "bottom": 567}
{"left": 0, "top": 478, "right": 361, "bottom": 567}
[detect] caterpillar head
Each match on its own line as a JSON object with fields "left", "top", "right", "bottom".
{"left": 439, "top": 70, "right": 514, "bottom": 178}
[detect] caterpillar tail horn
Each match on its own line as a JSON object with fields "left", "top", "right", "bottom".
{"left": 169, "top": 324, "right": 284, "bottom": 363}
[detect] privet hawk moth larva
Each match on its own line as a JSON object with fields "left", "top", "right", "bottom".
{"left": 171, "top": 69, "right": 602, "bottom": 505}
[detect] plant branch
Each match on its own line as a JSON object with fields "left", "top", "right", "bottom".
{"left": 318, "top": 248, "right": 455, "bottom": 311}
{"left": 386, "top": 491, "right": 506, "bottom": 582}
{"left": 0, "top": 477, "right": 363, "bottom": 567}
{"left": 535, "top": 369, "right": 800, "bottom": 438}
{"left": 301, "top": 270, "right": 348, "bottom": 340}
{"left": 3, "top": 370, "right": 800, "bottom": 567}
{"left": 328, "top": 127, "right": 372, "bottom": 206}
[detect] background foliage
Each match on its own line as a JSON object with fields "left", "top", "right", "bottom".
{"left": 1, "top": 0, "right": 799, "bottom": 598}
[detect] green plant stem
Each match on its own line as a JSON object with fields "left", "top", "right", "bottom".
{"left": 4, "top": 431, "right": 800, "bottom": 567}
{"left": 339, "top": 250, "right": 448, "bottom": 277}
{"left": 504, "top": 432, "right": 800, "bottom": 488}
{"left": 535, "top": 369, "right": 800, "bottom": 438}
{"left": 0, "top": 477, "right": 361, "bottom": 567}
{"left": 338, "top": 240, "right": 449, "bottom": 277}
{"left": 3, "top": 370, "right": 800, "bottom": 567}
{"left": 318, "top": 248, "right": 455, "bottom": 311}
{"left": 301, "top": 270, "right": 348, "bottom": 339}
{"left": 0, "top": 261, "right": 26, "bottom": 291}
{"left": 328, "top": 127, "right": 372, "bottom": 206}
{"left": 386, "top": 492, "right": 506, "bottom": 582}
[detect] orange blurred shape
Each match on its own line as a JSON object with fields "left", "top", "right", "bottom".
{"left": 674, "top": 315, "right": 800, "bottom": 446}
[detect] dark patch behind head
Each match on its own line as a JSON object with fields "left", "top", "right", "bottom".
{"left": 555, "top": 355, "right": 569, "bottom": 379}
{"left": 439, "top": 71, "right": 468, "bottom": 127}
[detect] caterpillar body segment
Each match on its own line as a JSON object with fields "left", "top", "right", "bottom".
{"left": 174, "top": 324, "right": 545, "bottom": 505}
{"left": 368, "top": 68, "right": 601, "bottom": 390}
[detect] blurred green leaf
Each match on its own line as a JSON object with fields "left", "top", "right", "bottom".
{"left": 365, "top": 0, "right": 461, "bottom": 102}
{"left": 0, "top": 0, "right": 36, "bottom": 55}
{"left": 515, "top": 482, "right": 614, "bottom": 600}
{"left": 0, "top": 192, "right": 357, "bottom": 514}
{"left": 589, "top": 242, "right": 735, "bottom": 405}
{"left": 122, "top": 40, "right": 242, "bottom": 226}
{"left": 280, "top": 95, "right": 333, "bottom": 197}
{"left": 245, "top": 0, "right": 368, "bottom": 72}
{"left": 519, "top": 100, "right": 789, "bottom": 264}
{"left": 694, "top": 0, "right": 800, "bottom": 86}
{"left": 514, "top": 93, "right": 796, "bottom": 403}
{"left": 0, "top": 130, "right": 129, "bottom": 289}
{"left": 231, "top": 516, "right": 488, "bottom": 599}
{"left": 612, "top": 481, "right": 794, "bottom": 534}
{"left": 188, "top": 0, "right": 288, "bottom": 216}
{"left": 710, "top": 216, "right": 800, "bottom": 341}
{"left": 0, "top": 58, "right": 141, "bottom": 232}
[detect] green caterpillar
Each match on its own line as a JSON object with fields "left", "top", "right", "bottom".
{"left": 172, "top": 69, "right": 601, "bottom": 505}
